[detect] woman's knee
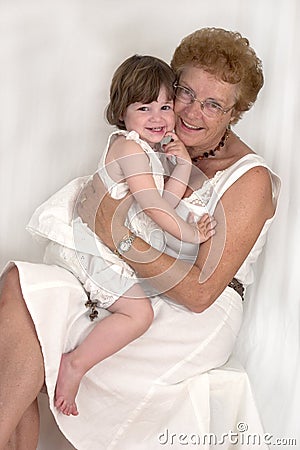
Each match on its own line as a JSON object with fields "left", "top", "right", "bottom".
{"left": 0, "top": 265, "right": 27, "bottom": 317}
{"left": 0, "top": 265, "right": 21, "bottom": 300}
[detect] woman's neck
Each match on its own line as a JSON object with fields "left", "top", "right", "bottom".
{"left": 190, "top": 127, "right": 231, "bottom": 163}
{"left": 191, "top": 132, "right": 252, "bottom": 179}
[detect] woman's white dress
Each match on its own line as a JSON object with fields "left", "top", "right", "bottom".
{"left": 2, "top": 154, "right": 280, "bottom": 450}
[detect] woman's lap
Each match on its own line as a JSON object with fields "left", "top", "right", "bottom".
{"left": 1, "top": 260, "right": 243, "bottom": 449}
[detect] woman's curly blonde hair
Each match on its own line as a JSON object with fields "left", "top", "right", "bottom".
{"left": 171, "top": 27, "right": 264, "bottom": 124}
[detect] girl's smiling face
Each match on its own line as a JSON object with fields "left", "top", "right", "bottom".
{"left": 122, "top": 85, "right": 175, "bottom": 147}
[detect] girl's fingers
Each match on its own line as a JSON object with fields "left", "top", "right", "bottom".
{"left": 164, "top": 131, "right": 178, "bottom": 141}
{"left": 189, "top": 213, "right": 217, "bottom": 228}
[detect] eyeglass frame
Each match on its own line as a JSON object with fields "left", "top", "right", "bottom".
{"left": 173, "top": 82, "right": 235, "bottom": 117}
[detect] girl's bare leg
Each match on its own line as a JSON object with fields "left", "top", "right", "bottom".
{"left": 0, "top": 266, "right": 45, "bottom": 449}
{"left": 55, "top": 284, "right": 153, "bottom": 416}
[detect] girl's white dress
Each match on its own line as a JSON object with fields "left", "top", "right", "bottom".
{"left": 41, "top": 129, "right": 167, "bottom": 309}
{"left": 2, "top": 153, "right": 280, "bottom": 450}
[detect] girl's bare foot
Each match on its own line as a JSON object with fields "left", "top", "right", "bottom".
{"left": 54, "top": 352, "right": 85, "bottom": 416}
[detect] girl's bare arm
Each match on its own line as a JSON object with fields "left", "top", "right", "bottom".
{"left": 110, "top": 139, "right": 211, "bottom": 244}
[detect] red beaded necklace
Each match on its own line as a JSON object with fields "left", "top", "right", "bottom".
{"left": 191, "top": 127, "right": 230, "bottom": 163}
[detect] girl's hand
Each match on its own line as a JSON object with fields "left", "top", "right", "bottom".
{"left": 188, "top": 212, "right": 217, "bottom": 244}
{"left": 162, "top": 132, "right": 192, "bottom": 166}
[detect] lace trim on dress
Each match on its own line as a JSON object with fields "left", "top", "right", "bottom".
{"left": 185, "top": 170, "right": 225, "bottom": 206}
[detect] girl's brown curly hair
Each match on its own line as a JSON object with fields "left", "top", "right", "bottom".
{"left": 171, "top": 27, "right": 264, "bottom": 124}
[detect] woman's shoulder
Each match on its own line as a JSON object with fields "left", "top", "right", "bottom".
{"left": 194, "top": 152, "right": 281, "bottom": 214}
{"left": 226, "top": 153, "right": 280, "bottom": 191}
{"left": 226, "top": 152, "right": 267, "bottom": 173}
{"left": 230, "top": 161, "right": 273, "bottom": 196}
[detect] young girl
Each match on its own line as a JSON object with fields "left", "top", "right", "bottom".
{"left": 35, "top": 55, "right": 216, "bottom": 416}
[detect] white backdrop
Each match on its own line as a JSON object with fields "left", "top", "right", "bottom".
{"left": 1, "top": 0, "right": 299, "bottom": 447}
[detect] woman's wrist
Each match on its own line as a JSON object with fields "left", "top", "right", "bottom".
{"left": 114, "top": 231, "right": 136, "bottom": 259}
{"left": 94, "top": 215, "right": 128, "bottom": 252}
{"left": 114, "top": 232, "right": 159, "bottom": 267}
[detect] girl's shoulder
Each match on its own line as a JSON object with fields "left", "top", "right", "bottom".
{"left": 109, "top": 133, "right": 145, "bottom": 158}
{"left": 108, "top": 129, "right": 155, "bottom": 158}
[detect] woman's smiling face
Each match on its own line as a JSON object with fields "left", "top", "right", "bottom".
{"left": 174, "top": 65, "right": 237, "bottom": 153}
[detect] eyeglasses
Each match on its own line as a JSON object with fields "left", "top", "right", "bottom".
{"left": 173, "top": 83, "right": 234, "bottom": 118}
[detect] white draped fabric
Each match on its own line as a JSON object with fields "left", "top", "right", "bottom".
{"left": 1, "top": 0, "right": 299, "bottom": 448}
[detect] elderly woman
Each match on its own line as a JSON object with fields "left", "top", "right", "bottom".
{"left": 0, "top": 28, "right": 280, "bottom": 449}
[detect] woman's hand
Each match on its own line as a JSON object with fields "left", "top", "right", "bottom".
{"left": 77, "top": 174, "right": 133, "bottom": 250}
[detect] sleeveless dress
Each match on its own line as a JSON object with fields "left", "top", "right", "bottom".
{"left": 2, "top": 154, "right": 280, "bottom": 450}
{"left": 35, "top": 129, "right": 168, "bottom": 308}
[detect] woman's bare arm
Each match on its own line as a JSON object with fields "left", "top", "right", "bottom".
{"left": 78, "top": 166, "right": 274, "bottom": 312}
